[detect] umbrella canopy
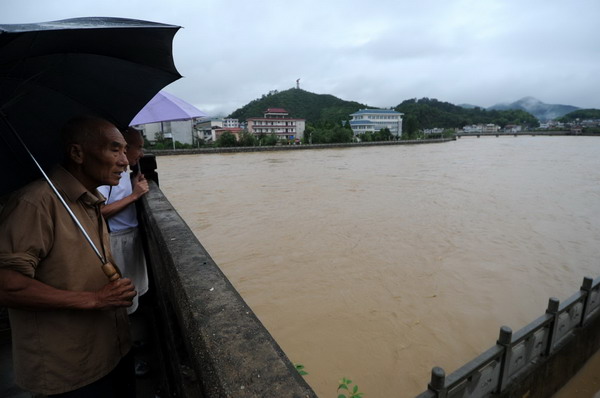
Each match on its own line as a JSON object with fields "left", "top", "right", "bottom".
{"left": 0, "top": 17, "right": 182, "bottom": 195}
{"left": 130, "top": 90, "right": 207, "bottom": 125}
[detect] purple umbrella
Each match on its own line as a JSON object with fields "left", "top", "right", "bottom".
{"left": 130, "top": 90, "right": 207, "bottom": 125}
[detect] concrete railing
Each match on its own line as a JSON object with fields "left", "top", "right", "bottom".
{"left": 416, "top": 276, "right": 600, "bottom": 398}
{"left": 137, "top": 179, "right": 317, "bottom": 398}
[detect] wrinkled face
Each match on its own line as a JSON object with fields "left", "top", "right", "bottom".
{"left": 126, "top": 133, "right": 144, "bottom": 167}
{"left": 81, "top": 125, "right": 128, "bottom": 187}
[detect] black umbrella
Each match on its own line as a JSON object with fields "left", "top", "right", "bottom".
{"left": 0, "top": 16, "right": 182, "bottom": 195}
{"left": 0, "top": 17, "right": 182, "bottom": 277}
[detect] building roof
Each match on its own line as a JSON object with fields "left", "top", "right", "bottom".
{"left": 350, "top": 109, "right": 404, "bottom": 116}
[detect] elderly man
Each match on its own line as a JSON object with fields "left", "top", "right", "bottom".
{"left": 0, "top": 116, "right": 137, "bottom": 397}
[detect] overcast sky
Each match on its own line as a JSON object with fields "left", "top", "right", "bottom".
{"left": 3, "top": 0, "right": 600, "bottom": 116}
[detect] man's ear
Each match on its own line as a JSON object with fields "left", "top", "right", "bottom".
{"left": 68, "top": 143, "right": 84, "bottom": 164}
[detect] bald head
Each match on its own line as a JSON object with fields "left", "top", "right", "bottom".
{"left": 121, "top": 126, "right": 145, "bottom": 166}
{"left": 121, "top": 126, "right": 142, "bottom": 143}
{"left": 61, "top": 116, "right": 119, "bottom": 158}
{"left": 60, "top": 116, "right": 128, "bottom": 190}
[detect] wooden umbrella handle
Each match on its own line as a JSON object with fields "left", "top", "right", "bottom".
{"left": 101, "top": 262, "right": 121, "bottom": 282}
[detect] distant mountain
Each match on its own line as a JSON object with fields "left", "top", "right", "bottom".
{"left": 228, "top": 88, "right": 367, "bottom": 126}
{"left": 227, "top": 90, "right": 583, "bottom": 129}
{"left": 557, "top": 109, "right": 600, "bottom": 122}
{"left": 488, "top": 97, "right": 579, "bottom": 121}
{"left": 395, "top": 98, "right": 539, "bottom": 129}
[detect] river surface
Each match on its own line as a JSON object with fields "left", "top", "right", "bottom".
{"left": 155, "top": 137, "right": 600, "bottom": 397}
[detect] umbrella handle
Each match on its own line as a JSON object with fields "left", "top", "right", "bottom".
{"left": 101, "top": 262, "right": 121, "bottom": 282}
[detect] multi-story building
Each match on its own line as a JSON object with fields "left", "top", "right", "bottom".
{"left": 462, "top": 124, "right": 500, "bottom": 133}
{"left": 504, "top": 124, "right": 522, "bottom": 133}
{"left": 222, "top": 118, "right": 239, "bottom": 129}
{"left": 195, "top": 118, "right": 241, "bottom": 142}
{"left": 195, "top": 117, "right": 224, "bottom": 142}
{"left": 246, "top": 108, "right": 305, "bottom": 141}
{"left": 349, "top": 109, "right": 404, "bottom": 137}
{"left": 482, "top": 123, "right": 500, "bottom": 133}
{"left": 136, "top": 119, "right": 198, "bottom": 145}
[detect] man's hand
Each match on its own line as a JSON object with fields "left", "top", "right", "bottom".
{"left": 94, "top": 278, "right": 137, "bottom": 310}
{"left": 0, "top": 269, "right": 137, "bottom": 311}
{"left": 132, "top": 173, "right": 149, "bottom": 200}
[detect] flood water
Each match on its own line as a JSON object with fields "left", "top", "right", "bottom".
{"left": 155, "top": 137, "right": 600, "bottom": 397}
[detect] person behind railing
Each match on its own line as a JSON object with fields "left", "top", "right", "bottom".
{"left": 97, "top": 126, "right": 150, "bottom": 377}
{"left": 0, "top": 116, "right": 137, "bottom": 397}
{"left": 98, "top": 127, "right": 149, "bottom": 316}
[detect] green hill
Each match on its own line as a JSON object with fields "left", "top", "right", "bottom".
{"left": 395, "top": 98, "right": 539, "bottom": 129}
{"left": 228, "top": 88, "right": 367, "bottom": 126}
{"left": 557, "top": 109, "right": 600, "bottom": 122}
{"left": 228, "top": 89, "right": 541, "bottom": 129}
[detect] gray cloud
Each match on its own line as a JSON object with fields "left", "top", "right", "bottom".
{"left": 3, "top": 0, "right": 599, "bottom": 116}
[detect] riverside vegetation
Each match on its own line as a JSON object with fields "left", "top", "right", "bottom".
{"left": 294, "top": 363, "right": 364, "bottom": 398}
{"left": 151, "top": 89, "right": 599, "bottom": 149}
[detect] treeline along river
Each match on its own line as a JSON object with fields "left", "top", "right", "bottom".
{"left": 156, "top": 137, "right": 600, "bottom": 397}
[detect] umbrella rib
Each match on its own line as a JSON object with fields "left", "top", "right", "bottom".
{"left": 0, "top": 112, "right": 107, "bottom": 265}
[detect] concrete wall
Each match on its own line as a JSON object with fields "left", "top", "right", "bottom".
{"left": 147, "top": 138, "right": 455, "bottom": 156}
{"left": 137, "top": 181, "right": 317, "bottom": 398}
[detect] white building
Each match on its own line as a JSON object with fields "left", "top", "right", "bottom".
{"left": 482, "top": 123, "right": 500, "bottom": 133}
{"left": 462, "top": 124, "right": 483, "bottom": 133}
{"left": 504, "top": 124, "right": 523, "bottom": 133}
{"left": 247, "top": 108, "right": 305, "bottom": 141}
{"left": 424, "top": 127, "right": 445, "bottom": 135}
{"left": 349, "top": 109, "right": 404, "bottom": 138}
{"left": 195, "top": 117, "right": 243, "bottom": 142}
{"left": 135, "top": 119, "right": 198, "bottom": 145}
{"left": 195, "top": 117, "right": 223, "bottom": 142}
{"left": 223, "top": 118, "right": 239, "bottom": 129}
{"left": 461, "top": 124, "right": 500, "bottom": 133}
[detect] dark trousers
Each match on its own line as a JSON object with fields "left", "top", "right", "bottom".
{"left": 47, "top": 351, "right": 135, "bottom": 398}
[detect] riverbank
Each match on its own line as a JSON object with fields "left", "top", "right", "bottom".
{"left": 147, "top": 137, "right": 455, "bottom": 156}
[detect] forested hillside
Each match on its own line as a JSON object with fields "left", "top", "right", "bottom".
{"left": 395, "top": 98, "right": 539, "bottom": 129}
{"left": 228, "top": 88, "right": 366, "bottom": 126}
{"left": 228, "top": 89, "right": 540, "bottom": 129}
{"left": 557, "top": 109, "right": 600, "bottom": 122}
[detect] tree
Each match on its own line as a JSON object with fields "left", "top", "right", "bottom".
{"left": 374, "top": 128, "right": 393, "bottom": 141}
{"left": 330, "top": 125, "right": 353, "bottom": 143}
{"left": 311, "top": 128, "right": 330, "bottom": 144}
{"left": 216, "top": 131, "right": 237, "bottom": 147}
{"left": 238, "top": 131, "right": 257, "bottom": 146}
{"left": 403, "top": 114, "right": 419, "bottom": 140}
{"left": 303, "top": 125, "right": 316, "bottom": 144}
{"left": 261, "top": 134, "right": 278, "bottom": 146}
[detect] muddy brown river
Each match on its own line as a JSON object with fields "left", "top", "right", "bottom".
{"left": 155, "top": 137, "right": 600, "bottom": 397}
